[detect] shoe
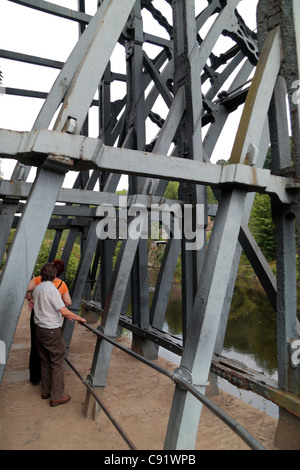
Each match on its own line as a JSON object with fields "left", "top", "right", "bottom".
{"left": 41, "top": 394, "right": 50, "bottom": 399}
{"left": 50, "top": 394, "right": 71, "bottom": 407}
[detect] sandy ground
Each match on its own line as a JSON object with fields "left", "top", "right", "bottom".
{"left": 0, "top": 304, "right": 280, "bottom": 451}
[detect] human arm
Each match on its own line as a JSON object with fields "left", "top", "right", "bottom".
{"left": 27, "top": 279, "right": 37, "bottom": 294}
{"left": 26, "top": 276, "right": 41, "bottom": 301}
{"left": 26, "top": 278, "right": 38, "bottom": 308}
{"left": 59, "top": 306, "right": 86, "bottom": 323}
{"left": 62, "top": 291, "right": 72, "bottom": 307}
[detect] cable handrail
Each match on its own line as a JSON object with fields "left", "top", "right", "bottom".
{"left": 72, "top": 322, "right": 266, "bottom": 451}
{"left": 65, "top": 356, "right": 137, "bottom": 450}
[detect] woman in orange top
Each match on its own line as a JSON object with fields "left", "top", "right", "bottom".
{"left": 26, "top": 260, "right": 71, "bottom": 385}
{"left": 27, "top": 260, "right": 71, "bottom": 308}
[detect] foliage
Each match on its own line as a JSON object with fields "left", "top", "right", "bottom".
{"left": 116, "top": 188, "right": 127, "bottom": 195}
{"left": 33, "top": 235, "right": 81, "bottom": 291}
{"left": 207, "top": 186, "right": 218, "bottom": 204}
{"left": 249, "top": 193, "right": 276, "bottom": 261}
{"left": 164, "top": 181, "right": 179, "bottom": 200}
{"left": 164, "top": 180, "right": 219, "bottom": 206}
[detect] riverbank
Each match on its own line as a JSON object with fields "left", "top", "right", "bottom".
{"left": 0, "top": 303, "right": 280, "bottom": 451}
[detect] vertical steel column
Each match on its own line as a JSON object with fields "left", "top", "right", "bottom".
{"left": 96, "top": 62, "right": 114, "bottom": 307}
{"left": 164, "top": 23, "right": 282, "bottom": 450}
{"left": 171, "top": 0, "right": 206, "bottom": 343}
{"left": 0, "top": 164, "right": 68, "bottom": 383}
{"left": 125, "top": 3, "right": 152, "bottom": 356}
{"left": 257, "top": 0, "right": 300, "bottom": 449}
{"left": 215, "top": 121, "right": 271, "bottom": 353}
{"left": 63, "top": 220, "right": 100, "bottom": 353}
{"left": 268, "top": 76, "right": 299, "bottom": 389}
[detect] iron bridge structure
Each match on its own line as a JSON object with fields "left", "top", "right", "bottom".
{"left": 0, "top": 0, "right": 300, "bottom": 450}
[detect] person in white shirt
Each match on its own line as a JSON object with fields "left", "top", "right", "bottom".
{"left": 32, "top": 263, "right": 86, "bottom": 407}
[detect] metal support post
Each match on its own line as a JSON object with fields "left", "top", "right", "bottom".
{"left": 0, "top": 165, "right": 68, "bottom": 382}
{"left": 164, "top": 22, "right": 282, "bottom": 449}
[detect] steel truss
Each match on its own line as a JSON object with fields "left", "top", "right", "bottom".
{"left": 0, "top": 0, "right": 300, "bottom": 449}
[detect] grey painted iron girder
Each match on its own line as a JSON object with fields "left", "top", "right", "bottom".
{"left": 6, "top": 0, "right": 111, "bottom": 178}
{"left": 126, "top": 3, "right": 149, "bottom": 345}
{"left": 87, "top": 83, "right": 189, "bottom": 389}
{"left": 143, "top": 52, "right": 174, "bottom": 109}
{"left": 149, "top": 237, "right": 181, "bottom": 328}
{"left": 269, "top": 76, "right": 299, "bottom": 393}
{"left": 89, "top": 235, "right": 142, "bottom": 387}
{"left": 196, "top": 0, "right": 223, "bottom": 31}
{"left": 0, "top": 49, "right": 64, "bottom": 70}
{"left": 0, "top": 179, "right": 181, "bottom": 210}
{"left": 58, "top": 164, "right": 97, "bottom": 281}
{"left": 172, "top": 0, "right": 206, "bottom": 345}
{"left": 63, "top": 220, "right": 100, "bottom": 353}
{"left": 205, "top": 51, "right": 247, "bottom": 101}
{"left": 142, "top": 86, "right": 185, "bottom": 195}
{"left": 163, "top": 24, "right": 283, "bottom": 450}
{"left": 203, "top": 58, "right": 255, "bottom": 157}
{"left": 7, "top": 0, "right": 92, "bottom": 24}
{"left": 0, "top": 0, "right": 131, "bottom": 269}
{"left": 274, "top": 201, "right": 299, "bottom": 392}
{"left": 229, "top": 27, "right": 281, "bottom": 165}
{"left": 47, "top": 171, "right": 92, "bottom": 275}
{"left": 33, "top": 0, "right": 130, "bottom": 131}
{"left": 0, "top": 0, "right": 137, "bottom": 383}
{"left": 0, "top": 166, "right": 67, "bottom": 383}
{"left": 1, "top": 127, "right": 297, "bottom": 203}
{"left": 0, "top": 203, "right": 19, "bottom": 268}
{"left": 181, "top": 0, "right": 204, "bottom": 162}
{"left": 164, "top": 188, "right": 250, "bottom": 450}
{"left": 215, "top": 119, "right": 273, "bottom": 352}
{"left": 238, "top": 223, "right": 277, "bottom": 309}
{"left": 197, "top": 0, "right": 241, "bottom": 73}
{"left": 137, "top": 88, "right": 185, "bottom": 333}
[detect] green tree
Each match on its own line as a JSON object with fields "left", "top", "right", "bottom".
{"left": 207, "top": 186, "right": 218, "bottom": 204}
{"left": 249, "top": 193, "right": 276, "bottom": 261}
{"left": 164, "top": 181, "right": 179, "bottom": 200}
{"left": 116, "top": 188, "right": 127, "bottom": 195}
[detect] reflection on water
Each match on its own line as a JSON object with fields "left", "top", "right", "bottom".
{"left": 225, "top": 281, "right": 277, "bottom": 378}
{"left": 149, "top": 270, "right": 279, "bottom": 418}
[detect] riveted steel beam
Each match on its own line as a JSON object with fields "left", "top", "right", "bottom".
{"left": 1, "top": 127, "right": 299, "bottom": 203}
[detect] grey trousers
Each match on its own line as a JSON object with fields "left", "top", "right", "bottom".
{"left": 35, "top": 326, "right": 65, "bottom": 401}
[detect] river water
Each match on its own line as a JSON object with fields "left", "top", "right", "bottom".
{"left": 148, "top": 273, "right": 280, "bottom": 419}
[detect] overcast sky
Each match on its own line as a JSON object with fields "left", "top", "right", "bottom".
{"left": 0, "top": 0, "right": 258, "bottom": 187}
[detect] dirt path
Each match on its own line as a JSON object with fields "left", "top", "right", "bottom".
{"left": 0, "top": 304, "right": 279, "bottom": 451}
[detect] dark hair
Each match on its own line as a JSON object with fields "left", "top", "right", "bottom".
{"left": 53, "top": 259, "right": 65, "bottom": 276}
{"left": 40, "top": 263, "right": 57, "bottom": 282}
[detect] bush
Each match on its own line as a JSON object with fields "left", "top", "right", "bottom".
{"left": 34, "top": 237, "right": 80, "bottom": 291}
{"left": 249, "top": 193, "right": 276, "bottom": 261}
